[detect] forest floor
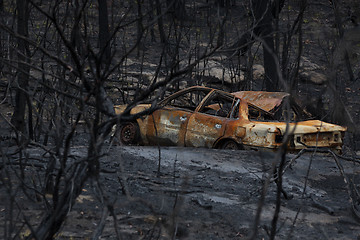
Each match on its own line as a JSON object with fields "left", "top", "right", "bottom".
{"left": 67, "top": 146, "right": 360, "bottom": 239}
{"left": 1, "top": 146, "right": 359, "bottom": 239}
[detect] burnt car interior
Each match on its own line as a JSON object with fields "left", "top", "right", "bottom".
{"left": 160, "top": 87, "right": 276, "bottom": 121}
{"left": 159, "top": 87, "right": 308, "bottom": 123}
{"left": 248, "top": 105, "right": 275, "bottom": 121}
{"left": 199, "top": 93, "right": 240, "bottom": 119}
{"left": 161, "top": 89, "right": 211, "bottom": 111}
{"left": 232, "top": 91, "right": 313, "bottom": 122}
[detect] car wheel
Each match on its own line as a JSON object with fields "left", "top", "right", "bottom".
{"left": 119, "top": 122, "right": 139, "bottom": 145}
{"left": 221, "top": 140, "right": 241, "bottom": 150}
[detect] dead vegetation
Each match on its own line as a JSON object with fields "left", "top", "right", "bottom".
{"left": 0, "top": 0, "right": 359, "bottom": 239}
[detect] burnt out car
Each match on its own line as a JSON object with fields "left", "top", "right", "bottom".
{"left": 114, "top": 86, "right": 346, "bottom": 151}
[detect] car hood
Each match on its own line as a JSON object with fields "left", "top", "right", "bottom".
{"left": 232, "top": 91, "right": 289, "bottom": 112}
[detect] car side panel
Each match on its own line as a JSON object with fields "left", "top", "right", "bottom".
{"left": 146, "top": 107, "right": 192, "bottom": 146}
{"left": 185, "top": 112, "right": 226, "bottom": 148}
{"left": 240, "top": 122, "right": 280, "bottom": 148}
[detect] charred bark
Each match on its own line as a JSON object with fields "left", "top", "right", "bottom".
{"left": 251, "top": 0, "right": 278, "bottom": 92}
{"left": 11, "top": 0, "right": 32, "bottom": 139}
{"left": 155, "top": 0, "right": 167, "bottom": 43}
{"left": 98, "top": 0, "right": 111, "bottom": 66}
{"left": 167, "top": 0, "right": 186, "bottom": 20}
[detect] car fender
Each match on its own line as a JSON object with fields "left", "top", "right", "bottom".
{"left": 213, "top": 136, "right": 243, "bottom": 149}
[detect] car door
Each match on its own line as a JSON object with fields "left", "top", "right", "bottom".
{"left": 145, "top": 107, "right": 192, "bottom": 146}
{"left": 145, "top": 88, "right": 212, "bottom": 146}
{"left": 185, "top": 92, "right": 238, "bottom": 148}
{"left": 185, "top": 112, "right": 227, "bottom": 148}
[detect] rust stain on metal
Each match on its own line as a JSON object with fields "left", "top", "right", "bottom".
{"left": 114, "top": 86, "right": 347, "bottom": 152}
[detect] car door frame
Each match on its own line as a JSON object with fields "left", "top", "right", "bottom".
{"left": 184, "top": 91, "right": 238, "bottom": 148}
{"left": 145, "top": 88, "right": 214, "bottom": 146}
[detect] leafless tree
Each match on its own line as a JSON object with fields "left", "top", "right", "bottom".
{"left": 0, "top": 0, "right": 358, "bottom": 239}
{"left": 0, "top": 0, "right": 226, "bottom": 238}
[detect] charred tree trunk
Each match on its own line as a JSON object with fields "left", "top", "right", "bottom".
{"left": 167, "top": 0, "right": 186, "bottom": 20}
{"left": 98, "top": 0, "right": 111, "bottom": 66}
{"left": 11, "top": 0, "right": 31, "bottom": 139}
{"left": 148, "top": 0, "right": 157, "bottom": 42}
{"left": 263, "top": 33, "right": 278, "bottom": 92}
{"left": 216, "top": 0, "right": 234, "bottom": 9}
{"left": 155, "top": 0, "right": 167, "bottom": 43}
{"left": 136, "top": 0, "right": 144, "bottom": 56}
{"left": 332, "top": 0, "right": 355, "bottom": 82}
{"left": 251, "top": 0, "right": 278, "bottom": 92}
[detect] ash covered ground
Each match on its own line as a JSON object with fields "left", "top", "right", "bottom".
{"left": 2, "top": 146, "right": 358, "bottom": 239}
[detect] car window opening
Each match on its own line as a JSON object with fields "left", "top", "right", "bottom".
{"left": 166, "top": 90, "right": 209, "bottom": 111}
{"left": 200, "top": 94, "right": 240, "bottom": 119}
{"left": 248, "top": 105, "right": 275, "bottom": 121}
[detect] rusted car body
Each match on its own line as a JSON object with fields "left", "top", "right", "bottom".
{"left": 114, "top": 86, "right": 346, "bottom": 151}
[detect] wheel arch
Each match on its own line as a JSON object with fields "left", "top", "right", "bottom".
{"left": 213, "top": 137, "right": 243, "bottom": 149}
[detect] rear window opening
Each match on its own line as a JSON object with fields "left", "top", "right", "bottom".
{"left": 248, "top": 105, "right": 275, "bottom": 121}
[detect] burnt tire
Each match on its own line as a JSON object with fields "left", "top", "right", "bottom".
{"left": 221, "top": 140, "right": 242, "bottom": 150}
{"left": 119, "top": 122, "right": 139, "bottom": 145}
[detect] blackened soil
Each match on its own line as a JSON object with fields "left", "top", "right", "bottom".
{"left": 2, "top": 146, "right": 356, "bottom": 239}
